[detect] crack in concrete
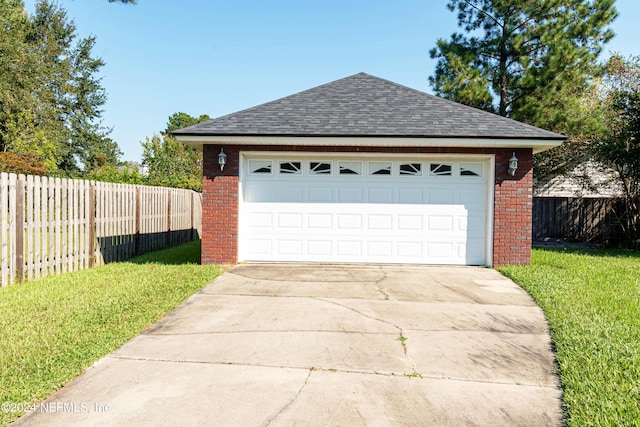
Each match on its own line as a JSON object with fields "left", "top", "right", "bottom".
{"left": 266, "top": 369, "right": 312, "bottom": 426}
{"left": 311, "top": 297, "right": 418, "bottom": 375}
{"left": 373, "top": 268, "right": 390, "bottom": 300}
{"left": 312, "top": 297, "right": 402, "bottom": 334}
{"left": 432, "top": 278, "right": 487, "bottom": 304}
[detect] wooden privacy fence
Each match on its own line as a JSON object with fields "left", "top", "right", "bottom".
{"left": 533, "top": 197, "right": 626, "bottom": 244}
{"left": 1, "top": 172, "right": 202, "bottom": 287}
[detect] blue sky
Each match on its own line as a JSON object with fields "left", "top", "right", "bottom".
{"left": 23, "top": 0, "right": 640, "bottom": 163}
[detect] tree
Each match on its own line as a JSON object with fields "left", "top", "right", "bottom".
{"left": 141, "top": 113, "right": 210, "bottom": 191}
{"left": 0, "top": 152, "right": 47, "bottom": 175}
{"left": 590, "top": 55, "right": 640, "bottom": 241}
{"left": 429, "top": 0, "right": 617, "bottom": 125}
{"left": 83, "top": 162, "right": 144, "bottom": 185}
{"left": 0, "top": 0, "right": 120, "bottom": 175}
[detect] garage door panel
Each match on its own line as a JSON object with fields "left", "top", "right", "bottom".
{"left": 368, "top": 188, "right": 393, "bottom": 203}
{"left": 278, "top": 213, "right": 303, "bottom": 229}
{"left": 398, "top": 188, "right": 423, "bottom": 203}
{"left": 367, "top": 241, "right": 393, "bottom": 257}
{"left": 246, "top": 239, "right": 273, "bottom": 255}
{"left": 337, "top": 214, "right": 362, "bottom": 230}
{"left": 427, "top": 216, "right": 454, "bottom": 231}
{"left": 307, "top": 240, "right": 332, "bottom": 256}
{"left": 397, "top": 241, "right": 423, "bottom": 258}
{"left": 277, "top": 240, "right": 303, "bottom": 255}
{"left": 337, "top": 241, "right": 362, "bottom": 256}
{"left": 427, "top": 242, "right": 453, "bottom": 258}
{"left": 338, "top": 188, "right": 362, "bottom": 202}
{"left": 280, "top": 187, "right": 304, "bottom": 202}
{"left": 465, "top": 215, "right": 487, "bottom": 237}
{"left": 367, "top": 214, "right": 393, "bottom": 230}
{"left": 247, "top": 212, "right": 273, "bottom": 228}
{"left": 458, "top": 189, "right": 486, "bottom": 206}
{"left": 398, "top": 214, "right": 423, "bottom": 231}
{"left": 308, "top": 187, "right": 333, "bottom": 202}
{"left": 308, "top": 213, "right": 332, "bottom": 229}
{"left": 240, "top": 156, "right": 491, "bottom": 265}
{"left": 429, "top": 189, "right": 454, "bottom": 203}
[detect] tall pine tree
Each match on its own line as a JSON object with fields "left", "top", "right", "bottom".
{"left": 429, "top": 0, "right": 617, "bottom": 128}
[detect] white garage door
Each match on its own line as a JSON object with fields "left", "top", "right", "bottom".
{"left": 238, "top": 154, "right": 493, "bottom": 265}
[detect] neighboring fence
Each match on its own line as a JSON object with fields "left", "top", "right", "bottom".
{"left": 1, "top": 172, "right": 202, "bottom": 287}
{"left": 533, "top": 197, "right": 626, "bottom": 244}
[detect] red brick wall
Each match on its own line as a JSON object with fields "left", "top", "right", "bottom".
{"left": 201, "top": 145, "right": 240, "bottom": 264}
{"left": 492, "top": 149, "right": 533, "bottom": 265}
{"left": 201, "top": 144, "right": 533, "bottom": 266}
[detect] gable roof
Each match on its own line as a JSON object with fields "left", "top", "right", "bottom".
{"left": 174, "top": 73, "right": 565, "bottom": 151}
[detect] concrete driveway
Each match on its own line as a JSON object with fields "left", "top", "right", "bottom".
{"left": 14, "top": 264, "right": 562, "bottom": 426}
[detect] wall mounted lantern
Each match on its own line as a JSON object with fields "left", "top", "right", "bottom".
{"left": 508, "top": 152, "right": 518, "bottom": 176}
{"left": 218, "top": 148, "right": 227, "bottom": 171}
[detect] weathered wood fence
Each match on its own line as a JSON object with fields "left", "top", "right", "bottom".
{"left": 1, "top": 172, "right": 202, "bottom": 287}
{"left": 533, "top": 197, "right": 626, "bottom": 244}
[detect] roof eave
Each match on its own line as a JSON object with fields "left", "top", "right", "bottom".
{"left": 174, "top": 134, "right": 564, "bottom": 154}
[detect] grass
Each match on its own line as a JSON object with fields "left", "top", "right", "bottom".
{"left": 498, "top": 248, "right": 640, "bottom": 426}
{"left": 0, "top": 240, "right": 223, "bottom": 426}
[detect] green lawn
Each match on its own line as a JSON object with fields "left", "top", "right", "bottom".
{"left": 0, "top": 240, "right": 223, "bottom": 426}
{"left": 498, "top": 248, "right": 640, "bottom": 426}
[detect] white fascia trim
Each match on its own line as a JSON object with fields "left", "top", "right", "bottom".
{"left": 175, "top": 135, "right": 563, "bottom": 154}
{"left": 486, "top": 155, "right": 495, "bottom": 267}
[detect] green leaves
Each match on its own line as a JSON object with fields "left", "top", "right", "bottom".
{"left": 590, "top": 55, "right": 640, "bottom": 238}
{"left": 0, "top": 0, "right": 116, "bottom": 176}
{"left": 140, "top": 112, "right": 210, "bottom": 192}
{"left": 430, "top": 0, "right": 617, "bottom": 121}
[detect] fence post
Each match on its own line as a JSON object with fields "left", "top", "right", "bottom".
{"left": 166, "top": 190, "right": 172, "bottom": 247}
{"left": 190, "top": 192, "right": 195, "bottom": 241}
{"left": 15, "top": 176, "right": 24, "bottom": 282}
{"left": 88, "top": 184, "right": 96, "bottom": 268}
{"left": 135, "top": 187, "right": 141, "bottom": 256}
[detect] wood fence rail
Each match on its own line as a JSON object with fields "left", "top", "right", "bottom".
{"left": 1, "top": 172, "right": 202, "bottom": 287}
{"left": 532, "top": 196, "right": 626, "bottom": 244}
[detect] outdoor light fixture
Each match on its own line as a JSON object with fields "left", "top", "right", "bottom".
{"left": 508, "top": 152, "right": 518, "bottom": 176}
{"left": 218, "top": 148, "right": 227, "bottom": 171}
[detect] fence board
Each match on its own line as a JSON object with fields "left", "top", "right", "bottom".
{"left": 1, "top": 173, "right": 9, "bottom": 287}
{"left": 0, "top": 173, "right": 202, "bottom": 287}
{"left": 14, "top": 175, "right": 23, "bottom": 283}
{"left": 533, "top": 197, "right": 626, "bottom": 244}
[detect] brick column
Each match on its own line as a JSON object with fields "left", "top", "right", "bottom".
{"left": 493, "top": 148, "right": 533, "bottom": 265}
{"left": 201, "top": 145, "right": 239, "bottom": 264}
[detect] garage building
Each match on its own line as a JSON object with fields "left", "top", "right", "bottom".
{"left": 174, "top": 73, "right": 564, "bottom": 266}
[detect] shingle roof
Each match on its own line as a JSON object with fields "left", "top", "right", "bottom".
{"left": 173, "top": 72, "right": 564, "bottom": 140}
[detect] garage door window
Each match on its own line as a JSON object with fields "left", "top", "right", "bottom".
{"left": 369, "top": 162, "right": 392, "bottom": 175}
{"left": 400, "top": 163, "right": 422, "bottom": 176}
{"left": 309, "top": 161, "right": 331, "bottom": 175}
{"left": 429, "top": 163, "right": 452, "bottom": 176}
{"left": 339, "top": 161, "right": 362, "bottom": 175}
{"left": 460, "top": 163, "right": 483, "bottom": 177}
{"left": 249, "top": 160, "right": 272, "bottom": 174}
{"left": 279, "top": 161, "right": 302, "bottom": 175}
